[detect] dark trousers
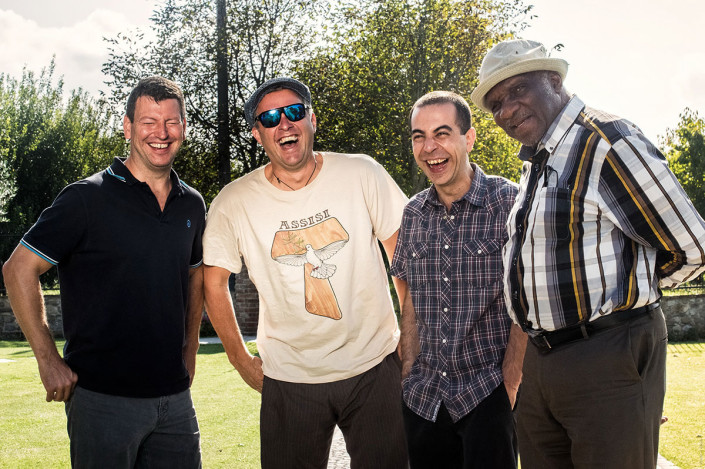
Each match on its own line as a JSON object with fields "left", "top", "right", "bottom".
{"left": 403, "top": 384, "right": 517, "bottom": 469}
{"left": 260, "top": 353, "right": 408, "bottom": 469}
{"left": 517, "top": 307, "right": 667, "bottom": 469}
{"left": 65, "top": 386, "right": 201, "bottom": 469}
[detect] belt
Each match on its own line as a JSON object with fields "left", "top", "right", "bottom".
{"left": 527, "top": 302, "right": 660, "bottom": 353}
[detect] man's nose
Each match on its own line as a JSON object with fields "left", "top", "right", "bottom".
{"left": 278, "top": 113, "right": 294, "bottom": 129}
{"left": 423, "top": 137, "right": 438, "bottom": 153}
{"left": 497, "top": 98, "right": 519, "bottom": 122}
{"left": 155, "top": 122, "right": 169, "bottom": 138}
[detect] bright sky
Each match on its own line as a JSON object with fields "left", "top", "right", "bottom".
{"left": 1, "top": 0, "right": 703, "bottom": 142}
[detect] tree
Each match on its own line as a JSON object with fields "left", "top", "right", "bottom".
{"left": 295, "top": 0, "right": 527, "bottom": 195}
{"left": 664, "top": 108, "right": 705, "bottom": 219}
{"left": 0, "top": 61, "right": 124, "bottom": 288}
{"left": 102, "top": 0, "right": 327, "bottom": 198}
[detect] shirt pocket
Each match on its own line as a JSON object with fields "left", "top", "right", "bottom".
{"left": 460, "top": 238, "right": 504, "bottom": 286}
{"left": 406, "top": 242, "right": 430, "bottom": 291}
{"left": 534, "top": 187, "right": 593, "bottom": 245}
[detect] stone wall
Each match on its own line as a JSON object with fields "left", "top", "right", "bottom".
{"left": 2, "top": 292, "right": 704, "bottom": 342}
{"left": 0, "top": 267, "right": 260, "bottom": 339}
{"left": 662, "top": 294, "right": 705, "bottom": 341}
{"left": 232, "top": 267, "right": 259, "bottom": 336}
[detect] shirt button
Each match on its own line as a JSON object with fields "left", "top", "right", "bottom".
{"left": 412, "top": 253, "right": 416, "bottom": 257}
{"left": 477, "top": 249, "right": 482, "bottom": 254}
{"left": 442, "top": 372, "right": 447, "bottom": 377}
{"left": 444, "top": 245, "right": 449, "bottom": 249}
{"left": 442, "top": 339, "right": 447, "bottom": 344}
{"left": 512, "top": 291, "right": 518, "bottom": 300}
{"left": 443, "top": 277, "right": 449, "bottom": 282}
{"left": 450, "top": 216, "right": 455, "bottom": 220}
{"left": 443, "top": 308, "right": 448, "bottom": 312}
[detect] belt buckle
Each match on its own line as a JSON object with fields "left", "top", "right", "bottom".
{"left": 538, "top": 334, "right": 552, "bottom": 351}
{"left": 529, "top": 331, "right": 552, "bottom": 352}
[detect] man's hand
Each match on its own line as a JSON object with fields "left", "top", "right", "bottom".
{"left": 37, "top": 354, "right": 78, "bottom": 402}
{"left": 184, "top": 344, "right": 198, "bottom": 386}
{"left": 502, "top": 324, "right": 527, "bottom": 410}
{"left": 205, "top": 264, "right": 265, "bottom": 393}
{"left": 236, "top": 354, "right": 264, "bottom": 393}
{"left": 3, "top": 244, "right": 76, "bottom": 402}
{"left": 504, "top": 383, "right": 519, "bottom": 410}
{"left": 401, "top": 359, "right": 414, "bottom": 381}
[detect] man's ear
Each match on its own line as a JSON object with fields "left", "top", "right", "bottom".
{"left": 465, "top": 127, "right": 477, "bottom": 153}
{"left": 311, "top": 111, "right": 317, "bottom": 134}
{"left": 252, "top": 125, "right": 262, "bottom": 144}
{"left": 123, "top": 115, "right": 132, "bottom": 141}
{"left": 548, "top": 71, "right": 563, "bottom": 93}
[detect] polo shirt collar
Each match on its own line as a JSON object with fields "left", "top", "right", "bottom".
{"left": 518, "top": 95, "right": 586, "bottom": 163}
{"left": 106, "top": 157, "right": 184, "bottom": 197}
{"left": 420, "top": 163, "right": 488, "bottom": 209}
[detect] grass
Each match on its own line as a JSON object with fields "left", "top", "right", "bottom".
{"left": 661, "top": 342, "right": 705, "bottom": 468}
{"left": 1, "top": 341, "right": 704, "bottom": 468}
{"left": 0, "top": 340, "right": 261, "bottom": 469}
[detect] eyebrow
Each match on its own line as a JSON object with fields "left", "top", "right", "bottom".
{"left": 411, "top": 124, "right": 454, "bottom": 135}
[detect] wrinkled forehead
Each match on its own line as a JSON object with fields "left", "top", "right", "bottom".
{"left": 499, "top": 70, "right": 550, "bottom": 91}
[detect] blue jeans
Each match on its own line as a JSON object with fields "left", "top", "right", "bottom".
{"left": 65, "top": 386, "right": 201, "bottom": 468}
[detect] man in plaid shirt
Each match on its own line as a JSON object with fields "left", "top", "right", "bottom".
{"left": 390, "top": 91, "right": 527, "bottom": 468}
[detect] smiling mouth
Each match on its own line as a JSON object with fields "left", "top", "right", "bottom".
{"left": 149, "top": 143, "right": 169, "bottom": 149}
{"left": 511, "top": 115, "right": 531, "bottom": 130}
{"left": 427, "top": 158, "right": 447, "bottom": 166}
{"left": 279, "top": 136, "right": 298, "bottom": 146}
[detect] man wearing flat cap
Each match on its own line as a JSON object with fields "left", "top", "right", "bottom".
{"left": 202, "top": 77, "right": 409, "bottom": 467}
{"left": 471, "top": 39, "right": 705, "bottom": 468}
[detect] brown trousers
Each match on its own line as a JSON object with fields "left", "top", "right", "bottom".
{"left": 260, "top": 353, "right": 408, "bottom": 469}
{"left": 517, "top": 307, "right": 667, "bottom": 469}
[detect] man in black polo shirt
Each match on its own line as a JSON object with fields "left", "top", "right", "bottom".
{"left": 2, "top": 76, "right": 205, "bottom": 467}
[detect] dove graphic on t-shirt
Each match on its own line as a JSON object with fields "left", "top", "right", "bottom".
{"left": 271, "top": 217, "right": 349, "bottom": 319}
{"left": 274, "top": 240, "right": 346, "bottom": 279}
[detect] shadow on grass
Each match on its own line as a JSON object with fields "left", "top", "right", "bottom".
{"left": 668, "top": 341, "right": 705, "bottom": 353}
{"left": 198, "top": 343, "right": 225, "bottom": 355}
{"left": 197, "top": 342, "right": 260, "bottom": 357}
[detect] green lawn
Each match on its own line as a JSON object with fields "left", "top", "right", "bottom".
{"left": 0, "top": 341, "right": 261, "bottom": 468}
{"left": 661, "top": 342, "right": 705, "bottom": 469}
{"left": 1, "top": 341, "right": 703, "bottom": 468}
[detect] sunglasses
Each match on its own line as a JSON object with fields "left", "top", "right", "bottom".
{"left": 256, "top": 103, "right": 309, "bottom": 128}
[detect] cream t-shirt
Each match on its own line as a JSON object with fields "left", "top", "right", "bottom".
{"left": 203, "top": 152, "right": 408, "bottom": 383}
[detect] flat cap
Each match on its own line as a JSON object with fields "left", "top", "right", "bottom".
{"left": 244, "top": 77, "right": 311, "bottom": 128}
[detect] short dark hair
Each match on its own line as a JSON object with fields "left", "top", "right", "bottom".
{"left": 410, "top": 91, "right": 473, "bottom": 134}
{"left": 125, "top": 76, "right": 185, "bottom": 122}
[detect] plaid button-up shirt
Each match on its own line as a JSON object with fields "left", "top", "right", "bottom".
{"left": 391, "top": 165, "right": 518, "bottom": 422}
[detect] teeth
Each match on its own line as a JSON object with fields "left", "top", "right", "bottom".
{"left": 428, "top": 159, "right": 447, "bottom": 165}
{"left": 150, "top": 143, "right": 168, "bottom": 149}
{"left": 279, "top": 136, "right": 297, "bottom": 144}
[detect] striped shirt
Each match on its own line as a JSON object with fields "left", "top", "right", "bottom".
{"left": 504, "top": 96, "right": 705, "bottom": 332}
{"left": 391, "top": 165, "right": 518, "bottom": 422}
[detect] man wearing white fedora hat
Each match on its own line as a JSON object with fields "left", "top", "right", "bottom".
{"left": 471, "top": 39, "right": 705, "bottom": 468}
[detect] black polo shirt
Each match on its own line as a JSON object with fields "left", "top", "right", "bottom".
{"left": 22, "top": 158, "right": 206, "bottom": 398}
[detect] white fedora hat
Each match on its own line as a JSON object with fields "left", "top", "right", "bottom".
{"left": 470, "top": 39, "right": 568, "bottom": 113}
